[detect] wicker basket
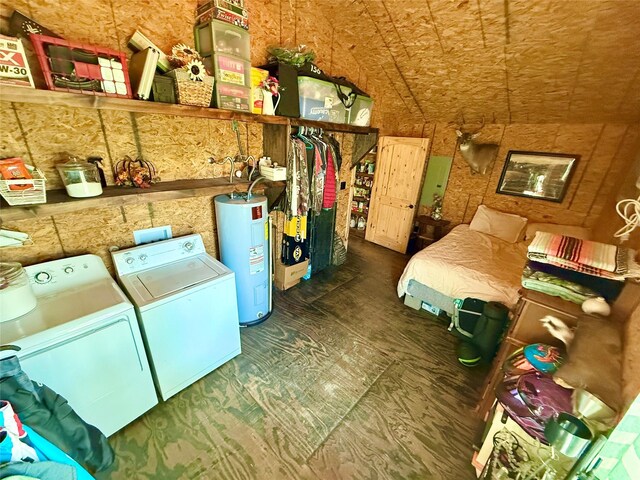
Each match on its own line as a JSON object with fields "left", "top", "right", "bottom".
{"left": 0, "top": 165, "right": 47, "bottom": 206}
{"left": 166, "top": 70, "right": 215, "bottom": 107}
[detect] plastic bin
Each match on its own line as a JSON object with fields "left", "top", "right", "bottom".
{"left": 212, "top": 53, "right": 250, "bottom": 88}
{"left": 297, "top": 76, "right": 350, "bottom": 124}
{"left": 348, "top": 95, "right": 374, "bottom": 127}
{"left": 214, "top": 82, "right": 251, "bottom": 112}
{"left": 195, "top": 19, "right": 250, "bottom": 60}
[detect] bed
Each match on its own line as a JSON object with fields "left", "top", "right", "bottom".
{"left": 397, "top": 224, "right": 528, "bottom": 314}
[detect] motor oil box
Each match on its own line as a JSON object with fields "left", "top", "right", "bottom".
{"left": 0, "top": 35, "right": 35, "bottom": 88}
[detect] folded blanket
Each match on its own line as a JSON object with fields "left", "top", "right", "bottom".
{"left": 527, "top": 261, "right": 624, "bottom": 301}
{"left": 522, "top": 263, "right": 599, "bottom": 304}
{"left": 527, "top": 232, "right": 629, "bottom": 279}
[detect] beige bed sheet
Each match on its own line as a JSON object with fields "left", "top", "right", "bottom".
{"left": 397, "top": 224, "right": 528, "bottom": 307}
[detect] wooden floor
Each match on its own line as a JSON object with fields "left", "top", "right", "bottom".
{"left": 97, "top": 237, "right": 485, "bottom": 480}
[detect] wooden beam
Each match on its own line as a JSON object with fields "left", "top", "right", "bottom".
{"left": 0, "top": 178, "right": 284, "bottom": 222}
{"left": 351, "top": 131, "right": 379, "bottom": 167}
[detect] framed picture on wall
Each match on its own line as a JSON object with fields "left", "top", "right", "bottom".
{"left": 496, "top": 151, "right": 579, "bottom": 203}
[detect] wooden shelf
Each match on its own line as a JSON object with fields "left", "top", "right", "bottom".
{"left": 351, "top": 210, "right": 368, "bottom": 217}
{"left": 356, "top": 172, "right": 375, "bottom": 177}
{"left": 0, "top": 178, "right": 284, "bottom": 222}
{"left": 353, "top": 195, "right": 370, "bottom": 201}
{"left": 0, "top": 86, "right": 378, "bottom": 135}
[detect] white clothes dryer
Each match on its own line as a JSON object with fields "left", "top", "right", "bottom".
{"left": 112, "top": 234, "right": 241, "bottom": 401}
{"left": 0, "top": 254, "right": 158, "bottom": 437}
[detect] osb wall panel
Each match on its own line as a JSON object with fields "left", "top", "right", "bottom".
{"left": 335, "top": 133, "right": 355, "bottom": 245}
{"left": 406, "top": 123, "right": 640, "bottom": 233}
{"left": 0, "top": 102, "right": 32, "bottom": 163}
{"left": 12, "top": 103, "right": 111, "bottom": 190}
{"left": 247, "top": 0, "right": 280, "bottom": 66}
{"left": 133, "top": 114, "right": 239, "bottom": 181}
{"left": 0, "top": 217, "right": 64, "bottom": 265}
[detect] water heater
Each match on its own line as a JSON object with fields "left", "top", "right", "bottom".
{"left": 215, "top": 194, "right": 272, "bottom": 326}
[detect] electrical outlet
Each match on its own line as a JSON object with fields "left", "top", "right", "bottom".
{"left": 340, "top": 181, "right": 347, "bottom": 190}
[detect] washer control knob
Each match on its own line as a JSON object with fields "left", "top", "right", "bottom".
{"left": 63, "top": 266, "right": 74, "bottom": 274}
{"left": 183, "top": 241, "right": 194, "bottom": 252}
{"left": 34, "top": 271, "right": 51, "bottom": 284}
{"left": 125, "top": 257, "right": 135, "bottom": 265}
{"left": 139, "top": 254, "right": 148, "bottom": 261}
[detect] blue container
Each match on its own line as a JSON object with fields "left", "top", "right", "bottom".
{"left": 214, "top": 194, "right": 271, "bottom": 326}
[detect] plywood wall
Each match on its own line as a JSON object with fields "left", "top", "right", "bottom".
{"left": 408, "top": 122, "right": 640, "bottom": 243}
{"left": 0, "top": 99, "right": 262, "bottom": 271}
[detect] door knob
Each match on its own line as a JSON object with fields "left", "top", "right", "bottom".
{"left": 408, "top": 204, "right": 414, "bottom": 209}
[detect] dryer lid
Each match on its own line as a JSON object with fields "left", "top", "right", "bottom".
{"left": 136, "top": 257, "right": 222, "bottom": 298}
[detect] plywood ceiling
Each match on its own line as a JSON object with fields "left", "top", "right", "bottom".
{"left": 316, "top": 0, "right": 640, "bottom": 124}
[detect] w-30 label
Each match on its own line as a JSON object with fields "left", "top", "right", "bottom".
{"left": 249, "top": 245, "right": 264, "bottom": 274}
{"left": 0, "top": 47, "right": 28, "bottom": 78}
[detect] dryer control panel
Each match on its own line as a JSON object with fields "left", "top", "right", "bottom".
{"left": 111, "top": 234, "right": 206, "bottom": 276}
{"left": 25, "top": 254, "right": 113, "bottom": 297}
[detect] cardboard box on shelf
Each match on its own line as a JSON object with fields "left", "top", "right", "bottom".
{"left": 0, "top": 35, "right": 35, "bottom": 88}
{"left": 275, "top": 259, "right": 309, "bottom": 291}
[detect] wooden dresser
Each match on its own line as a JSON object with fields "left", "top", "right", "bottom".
{"left": 475, "top": 290, "right": 583, "bottom": 419}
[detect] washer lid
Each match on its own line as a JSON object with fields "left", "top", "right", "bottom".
{"left": 136, "top": 257, "right": 222, "bottom": 298}
{"left": 0, "top": 278, "right": 132, "bottom": 348}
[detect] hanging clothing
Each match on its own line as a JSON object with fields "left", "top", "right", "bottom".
{"left": 286, "top": 138, "right": 310, "bottom": 217}
{"left": 322, "top": 146, "right": 337, "bottom": 209}
{"left": 0, "top": 356, "right": 114, "bottom": 473}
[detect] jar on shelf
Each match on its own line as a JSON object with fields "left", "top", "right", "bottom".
{"left": 0, "top": 262, "right": 37, "bottom": 322}
{"left": 57, "top": 157, "right": 103, "bottom": 198}
{"left": 357, "top": 216, "right": 366, "bottom": 230}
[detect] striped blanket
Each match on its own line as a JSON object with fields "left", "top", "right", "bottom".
{"left": 527, "top": 232, "right": 629, "bottom": 279}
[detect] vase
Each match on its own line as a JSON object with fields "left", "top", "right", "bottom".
{"left": 261, "top": 92, "right": 280, "bottom": 115}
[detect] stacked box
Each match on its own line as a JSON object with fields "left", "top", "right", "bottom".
{"left": 194, "top": 12, "right": 251, "bottom": 111}
{"left": 297, "top": 76, "right": 351, "bottom": 124}
{"left": 196, "top": 0, "right": 249, "bottom": 30}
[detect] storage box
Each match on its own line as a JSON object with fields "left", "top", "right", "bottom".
{"left": 260, "top": 164, "right": 287, "bottom": 181}
{"left": 196, "top": 1, "right": 249, "bottom": 30}
{"left": 212, "top": 53, "right": 250, "bottom": 88}
{"left": 214, "top": 82, "right": 251, "bottom": 111}
{"left": 250, "top": 67, "right": 268, "bottom": 114}
{"left": 195, "top": 20, "right": 250, "bottom": 60}
{"left": 298, "top": 76, "right": 351, "bottom": 124}
{"left": 151, "top": 74, "right": 176, "bottom": 103}
{"left": 275, "top": 259, "right": 309, "bottom": 291}
{"left": 260, "top": 62, "right": 300, "bottom": 117}
{"left": 30, "top": 34, "right": 131, "bottom": 97}
{"left": 348, "top": 95, "right": 374, "bottom": 126}
{"left": 0, "top": 35, "right": 35, "bottom": 88}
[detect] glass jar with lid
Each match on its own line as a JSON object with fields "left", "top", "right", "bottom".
{"left": 57, "top": 157, "right": 103, "bottom": 198}
{"left": 0, "top": 262, "right": 37, "bottom": 322}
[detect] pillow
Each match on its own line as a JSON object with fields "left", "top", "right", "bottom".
{"left": 554, "top": 314, "right": 622, "bottom": 412}
{"left": 525, "top": 223, "right": 591, "bottom": 242}
{"left": 468, "top": 205, "right": 527, "bottom": 243}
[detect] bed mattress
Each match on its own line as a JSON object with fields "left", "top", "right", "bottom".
{"left": 397, "top": 224, "right": 527, "bottom": 308}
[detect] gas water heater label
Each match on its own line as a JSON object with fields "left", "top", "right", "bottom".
{"left": 249, "top": 245, "right": 265, "bottom": 274}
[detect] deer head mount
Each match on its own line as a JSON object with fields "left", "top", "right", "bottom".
{"left": 455, "top": 120, "right": 499, "bottom": 175}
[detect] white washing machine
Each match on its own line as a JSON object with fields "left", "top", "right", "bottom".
{"left": 0, "top": 254, "right": 158, "bottom": 437}
{"left": 112, "top": 233, "right": 241, "bottom": 401}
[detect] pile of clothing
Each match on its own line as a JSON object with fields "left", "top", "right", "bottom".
{"left": 0, "top": 355, "right": 114, "bottom": 479}
{"left": 522, "top": 232, "right": 639, "bottom": 303}
{"left": 282, "top": 129, "right": 341, "bottom": 266}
